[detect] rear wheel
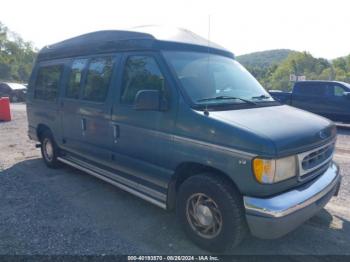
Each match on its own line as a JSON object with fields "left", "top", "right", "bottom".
{"left": 40, "top": 130, "right": 61, "bottom": 168}
{"left": 176, "top": 174, "right": 246, "bottom": 251}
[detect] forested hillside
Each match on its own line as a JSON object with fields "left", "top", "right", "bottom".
{"left": 238, "top": 49, "right": 350, "bottom": 91}
{"left": 236, "top": 49, "right": 292, "bottom": 67}
{"left": 0, "top": 22, "right": 36, "bottom": 83}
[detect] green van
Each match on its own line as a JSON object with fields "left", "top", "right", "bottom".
{"left": 27, "top": 27, "right": 341, "bottom": 251}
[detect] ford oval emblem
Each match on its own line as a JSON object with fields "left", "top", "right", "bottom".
{"left": 319, "top": 130, "right": 327, "bottom": 139}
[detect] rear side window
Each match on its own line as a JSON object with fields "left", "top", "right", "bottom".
{"left": 34, "top": 65, "right": 62, "bottom": 101}
{"left": 294, "top": 82, "right": 327, "bottom": 96}
{"left": 121, "top": 56, "right": 165, "bottom": 104}
{"left": 82, "top": 57, "right": 113, "bottom": 102}
{"left": 66, "top": 59, "right": 88, "bottom": 99}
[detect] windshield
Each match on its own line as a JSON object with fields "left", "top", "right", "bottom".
{"left": 163, "top": 51, "right": 274, "bottom": 105}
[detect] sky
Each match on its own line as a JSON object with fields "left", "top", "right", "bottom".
{"left": 0, "top": 0, "right": 349, "bottom": 59}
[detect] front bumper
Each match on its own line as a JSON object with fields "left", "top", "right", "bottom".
{"left": 244, "top": 162, "right": 341, "bottom": 239}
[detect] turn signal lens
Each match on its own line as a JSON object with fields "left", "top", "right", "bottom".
{"left": 253, "top": 158, "right": 276, "bottom": 183}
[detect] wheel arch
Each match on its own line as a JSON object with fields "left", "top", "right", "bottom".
{"left": 166, "top": 162, "right": 241, "bottom": 210}
{"left": 36, "top": 123, "right": 52, "bottom": 141}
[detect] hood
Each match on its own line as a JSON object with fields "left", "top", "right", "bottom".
{"left": 209, "top": 105, "right": 336, "bottom": 156}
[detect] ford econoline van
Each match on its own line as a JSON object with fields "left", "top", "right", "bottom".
{"left": 26, "top": 27, "right": 341, "bottom": 251}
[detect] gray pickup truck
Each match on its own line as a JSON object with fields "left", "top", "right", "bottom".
{"left": 26, "top": 27, "right": 341, "bottom": 251}
{"left": 270, "top": 80, "right": 350, "bottom": 123}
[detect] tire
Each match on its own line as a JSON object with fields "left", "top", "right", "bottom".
{"left": 40, "top": 130, "right": 61, "bottom": 168}
{"left": 176, "top": 174, "right": 247, "bottom": 252}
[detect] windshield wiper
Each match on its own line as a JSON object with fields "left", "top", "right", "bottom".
{"left": 197, "top": 96, "right": 257, "bottom": 105}
{"left": 251, "top": 94, "right": 271, "bottom": 100}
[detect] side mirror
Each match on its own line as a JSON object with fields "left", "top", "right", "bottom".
{"left": 134, "top": 90, "right": 169, "bottom": 111}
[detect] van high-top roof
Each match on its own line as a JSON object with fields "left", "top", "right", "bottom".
{"left": 37, "top": 26, "right": 234, "bottom": 61}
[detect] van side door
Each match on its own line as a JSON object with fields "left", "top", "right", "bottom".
{"left": 60, "top": 58, "right": 88, "bottom": 152}
{"left": 110, "top": 52, "right": 178, "bottom": 191}
{"left": 76, "top": 56, "right": 117, "bottom": 161}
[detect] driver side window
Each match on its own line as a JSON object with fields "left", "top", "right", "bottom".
{"left": 121, "top": 55, "right": 165, "bottom": 105}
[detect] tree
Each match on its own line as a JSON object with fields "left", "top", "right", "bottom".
{"left": 242, "top": 50, "right": 350, "bottom": 91}
{"left": 0, "top": 21, "right": 37, "bottom": 83}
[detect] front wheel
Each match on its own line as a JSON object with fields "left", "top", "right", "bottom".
{"left": 40, "top": 130, "right": 61, "bottom": 168}
{"left": 176, "top": 174, "right": 246, "bottom": 251}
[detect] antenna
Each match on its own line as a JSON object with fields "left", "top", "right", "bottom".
{"left": 206, "top": 14, "right": 211, "bottom": 73}
{"left": 207, "top": 14, "right": 211, "bottom": 52}
{"left": 204, "top": 14, "right": 211, "bottom": 117}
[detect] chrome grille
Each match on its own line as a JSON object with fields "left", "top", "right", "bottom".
{"left": 298, "top": 141, "right": 335, "bottom": 178}
{"left": 302, "top": 144, "right": 334, "bottom": 170}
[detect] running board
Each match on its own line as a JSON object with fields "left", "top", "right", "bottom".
{"left": 57, "top": 156, "right": 167, "bottom": 209}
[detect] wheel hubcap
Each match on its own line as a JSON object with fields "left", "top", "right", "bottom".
{"left": 186, "top": 193, "right": 223, "bottom": 239}
{"left": 43, "top": 139, "right": 54, "bottom": 161}
{"left": 195, "top": 204, "right": 214, "bottom": 226}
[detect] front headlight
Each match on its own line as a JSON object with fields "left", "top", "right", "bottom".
{"left": 253, "top": 155, "right": 297, "bottom": 184}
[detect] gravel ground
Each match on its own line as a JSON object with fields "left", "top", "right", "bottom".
{"left": 0, "top": 103, "right": 349, "bottom": 255}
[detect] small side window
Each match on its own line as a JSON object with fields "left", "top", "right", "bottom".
{"left": 82, "top": 57, "right": 113, "bottom": 102}
{"left": 34, "top": 64, "right": 63, "bottom": 101}
{"left": 333, "top": 85, "right": 346, "bottom": 97}
{"left": 66, "top": 59, "right": 88, "bottom": 99}
{"left": 121, "top": 56, "right": 165, "bottom": 105}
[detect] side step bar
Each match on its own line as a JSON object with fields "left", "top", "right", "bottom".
{"left": 57, "top": 156, "right": 167, "bottom": 209}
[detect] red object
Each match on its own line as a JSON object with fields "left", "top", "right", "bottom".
{"left": 0, "top": 97, "right": 11, "bottom": 121}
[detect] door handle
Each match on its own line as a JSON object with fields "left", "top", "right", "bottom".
{"left": 112, "top": 124, "right": 119, "bottom": 143}
{"left": 81, "top": 118, "right": 86, "bottom": 136}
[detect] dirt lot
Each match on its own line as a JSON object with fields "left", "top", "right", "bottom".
{"left": 0, "top": 103, "right": 350, "bottom": 255}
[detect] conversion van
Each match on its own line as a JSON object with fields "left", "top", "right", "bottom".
{"left": 27, "top": 27, "right": 341, "bottom": 251}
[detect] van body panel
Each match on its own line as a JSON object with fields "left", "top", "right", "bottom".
{"left": 208, "top": 105, "right": 335, "bottom": 156}
{"left": 170, "top": 99, "right": 335, "bottom": 197}
{"left": 26, "top": 32, "right": 338, "bottom": 199}
{"left": 27, "top": 59, "right": 69, "bottom": 144}
{"left": 27, "top": 28, "right": 341, "bottom": 243}
{"left": 37, "top": 30, "right": 233, "bottom": 62}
